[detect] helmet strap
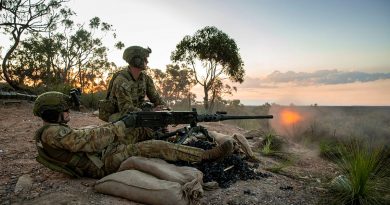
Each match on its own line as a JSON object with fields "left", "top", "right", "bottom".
{"left": 58, "top": 112, "right": 70, "bottom": 124}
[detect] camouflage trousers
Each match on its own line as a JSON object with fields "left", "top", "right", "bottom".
{"left": 102, "top": 128, "right": 204, "bottom": 175}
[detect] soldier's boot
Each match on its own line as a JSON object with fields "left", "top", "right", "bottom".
{"left": 202, "top": 140, "right": 234, "bottom": 160}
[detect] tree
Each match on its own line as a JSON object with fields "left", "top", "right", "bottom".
{"left": 0, "top": 0, "right": 67, "bottom": 91}
{"left": 148, "top": 64, "right": 196, "bottom": 107}
{"left": 0, "top": 46, "right": 3, "bottom": 81}
{"left": 6, "top": 9, "right": 123, "bottom": 93}
{"left": 55, "top": 15, "right": 122, "bottom": 92}
{"left": 171, "top": 26, "right": 244, "bottom": 113}
{"left": 6, "top": 32, "right": 61, "bottom": 87}
{"left": 208, "top": 78, "right": 237, "bottom": 112}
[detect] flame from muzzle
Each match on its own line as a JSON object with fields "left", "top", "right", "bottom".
{"left": 280, "top": 109, "right": 302, "bottom": 125}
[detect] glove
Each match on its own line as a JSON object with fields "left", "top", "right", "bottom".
{"left": 121, "top": 114, "right": 138, "bottom": 128}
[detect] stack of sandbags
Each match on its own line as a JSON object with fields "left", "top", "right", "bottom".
{"left": 95, "top": 156, "right": 204, "bottom": 205}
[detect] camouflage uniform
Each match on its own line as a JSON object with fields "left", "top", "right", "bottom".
{"left": 107, "top": 46, "right": 166, "bottom": 122}
{"left": 36, "top": 121, "right": 205, "bottom": 178}
{"left": 109, "top": 68, "right": 166, "bottom": 121}
{"left": 34, "top": 91, "right": 233, "bottom": 178}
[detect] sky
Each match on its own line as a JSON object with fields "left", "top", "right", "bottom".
{"left": 2, "top": 0, "right": 390, "bottom": 105}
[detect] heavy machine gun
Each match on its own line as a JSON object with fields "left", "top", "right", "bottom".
{"left": 124, "top": 108, "right": 273, "bottom": 144}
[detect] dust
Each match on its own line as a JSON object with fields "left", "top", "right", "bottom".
{"left": 268, "top": 105, "right": 390, "bottom": 146}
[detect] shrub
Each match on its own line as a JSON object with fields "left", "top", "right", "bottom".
{"left": 328, "top": 139, "right": 390, "bottom": 205}
{"left": 257, "top": 133, "right": 292, "bottom": 162}
{"left": 80, "top": 91, "right": 106, "bottom": 110}
{"left": 319, "top": 139, "right": 342, "bottom": 160}
{"left": 261, "top": 137, "right": 274, "bottom": 156}
{"left": 260, "top": 133, "right": 284, "bottom": 154}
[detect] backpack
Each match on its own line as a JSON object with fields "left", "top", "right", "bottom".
{"left": 98, "top": 70, "right": 131, "bottom": 122}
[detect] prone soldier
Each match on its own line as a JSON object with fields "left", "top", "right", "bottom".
{"left": 34, "top": 91, "right": 233, "bottom": 178}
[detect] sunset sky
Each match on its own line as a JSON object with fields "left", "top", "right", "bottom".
{"left": 2, "top": 0, "right": 390, "bottom": 105}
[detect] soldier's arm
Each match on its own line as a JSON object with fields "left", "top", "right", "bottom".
{"left": 112, "top": 77, "right": 142, "bottom": 115}
{"left": 145, "top": 75, "right": 166, "bottom": 107}
{"left": 42, "top": 122, "right": 127, "bottom": 153}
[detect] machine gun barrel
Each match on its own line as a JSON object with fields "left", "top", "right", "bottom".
{"left": 197, "top": 114, "right": 273, "bottom": 122}
{"left": 121, "top": 110, "right": 273, "bottom": 144}
{"left": 128, "top": 111, "right": 273, "bottom": 129}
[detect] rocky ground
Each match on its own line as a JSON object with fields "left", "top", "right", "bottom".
{"left": 0, "top": 101, "right": 337, "bottom": 205}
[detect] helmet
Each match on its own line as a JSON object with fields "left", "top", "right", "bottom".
{"left": 33, "top": 91, "right": 72, "bottom": 117}
{"left": 122, "top": 46, "right": 152, "bottom": 69}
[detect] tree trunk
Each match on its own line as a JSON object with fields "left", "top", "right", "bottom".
{"left": 188, "top": 93, "right": 191, "bottom": 110}
{"left": 203, "top": 85, "right": 209, "bottom": 113}
{"left": 209, "top": 89, "right": 217, "bottom": 114}
{"left": 1, "top": 36, "right": 28, "bottom": 92}
{"left": 79, "top": 65, "right": 83, "bottom": 93}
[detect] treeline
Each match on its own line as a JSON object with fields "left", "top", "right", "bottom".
{"left": 1, "top": 1, "right": 123, "bottom": 94}
{"left": 1, "top": 1, "right": 247, "bottom": 114}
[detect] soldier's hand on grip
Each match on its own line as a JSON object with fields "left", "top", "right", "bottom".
{"left": 121, "top": 114, "right": 137, "bottom": 128}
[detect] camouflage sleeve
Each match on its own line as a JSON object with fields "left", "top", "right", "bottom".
{"left": 112, "top": 76, "right": 142, "bottom": 115}
{"left": 145, "top": 75, "right": 166, "bottom": 106}
{"left": 41, "top": 121, "right": 127, "bottom": 153}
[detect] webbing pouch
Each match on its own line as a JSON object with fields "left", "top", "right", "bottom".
{"left": 98, "top": 99, "right": 118, "bottom": 122}
{"left": 98, "top": 70, "right": 131, "bottom": 122}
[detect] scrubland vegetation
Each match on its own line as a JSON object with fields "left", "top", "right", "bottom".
{"left": 2, "top": 81, "right": 389, "bottom": 204}
{"left": 1, "top": 1, "right": 388, "bottom": 203}
{"left": 268, "top": 106, "right": 390, "bottom": 205}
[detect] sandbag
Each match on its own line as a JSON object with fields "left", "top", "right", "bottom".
{"left": 118, "top": 156, "right": 202, "bottom": 184}
{"left": 232, "top": 133, "right": 256, "bottom": 158}
{"left": 209, "top": 131, "right": 260, "bottom": 162}
{"left": 118, "top": 156, "right": 203, "bottom": 204}
{"left": 208, "top": 131, "right": 232, "bottom": 145}
{"left": 95, "top": 170, "right": 188, "bottom": 205}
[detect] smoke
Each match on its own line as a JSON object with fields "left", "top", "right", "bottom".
{"left": 268, "top": 105, "right": 390, "bottom": 146}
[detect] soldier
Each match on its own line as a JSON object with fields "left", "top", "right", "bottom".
{"left": 33, "top": 91, "right": 233, "bottom": 178}
{"left": 107, "top": 46, "right": 167, "bottom": 122}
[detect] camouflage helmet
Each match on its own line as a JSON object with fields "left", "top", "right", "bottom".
{"left": 33, "top": 91, "right": 72, "bottom": 117}
{"left": 122, "top": 46, "right": 152, "bottom": 68}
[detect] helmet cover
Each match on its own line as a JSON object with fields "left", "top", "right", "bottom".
{"left": 33, "top": 91, "right": 72, "bottom": 117}
{"left": 122, "top": 46, "right": 152, "bottom": 68}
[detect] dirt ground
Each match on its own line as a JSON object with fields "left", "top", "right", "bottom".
{"left": 0, "top": 101, "right": 337, "bottom": 205}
